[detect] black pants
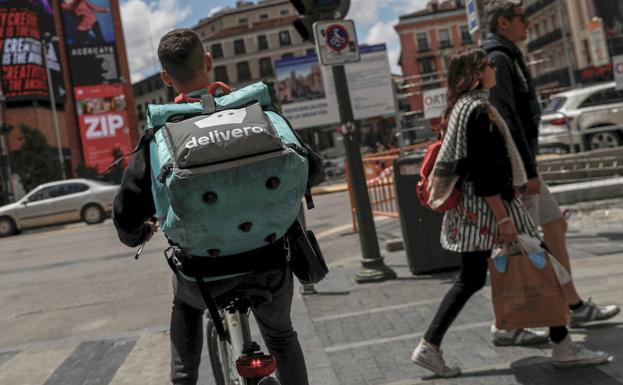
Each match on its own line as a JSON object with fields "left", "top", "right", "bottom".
{"left": 170, "top": 267, "right": 309, "bottom": 385}
{"left": 424, "top": 250, "right": 568, "bottom": 347}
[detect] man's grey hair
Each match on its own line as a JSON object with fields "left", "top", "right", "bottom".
{"left": 485, "top": 0, "right": 523, "bottom": 34}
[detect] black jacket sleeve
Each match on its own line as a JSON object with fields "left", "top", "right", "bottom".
{"left": 112, "top": 143, "right": 156, "bottom": 247}
{"left": 488, "top": 52, "right": 539, "bottom": 179}
{"left": 465, "top": 108, "right": 515, "bottom": 200}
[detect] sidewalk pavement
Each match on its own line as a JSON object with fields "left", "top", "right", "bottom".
{"left": 301, "top": 212, "right": 623, "bottom": 385}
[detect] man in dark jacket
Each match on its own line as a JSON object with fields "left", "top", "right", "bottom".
{"left": 113, "top": 29, "right": 317, "bottom": 385}
{"left": 482, "top": 0, "right": 619, "bottom": 347}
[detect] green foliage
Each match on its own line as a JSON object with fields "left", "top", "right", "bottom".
{"left": 12, "top": 124, "right": 61, "bottom": 192}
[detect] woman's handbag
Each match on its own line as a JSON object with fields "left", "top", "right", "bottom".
{"left": 489, "top": 236, "right": 570, "bottom": 330}
{"left": 286, "top": 219, "right": 328, "bottom": 284}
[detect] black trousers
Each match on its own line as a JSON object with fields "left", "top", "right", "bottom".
{"left": 424, "top": 250, "right": 568, "bottom": 346}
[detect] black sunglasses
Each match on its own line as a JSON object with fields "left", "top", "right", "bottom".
{"left": 506, "top": 12, "right": 527, "bottom": 23}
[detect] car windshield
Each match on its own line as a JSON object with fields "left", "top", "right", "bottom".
{"left": 542, "top": 96, "right": 567, "bottom": 114}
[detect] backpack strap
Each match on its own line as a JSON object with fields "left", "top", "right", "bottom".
{"left": 187, "top": 254, "right": 228, "bottom": 340}
{"left": 201, "top": 94, "right": 216, "bottom": 114}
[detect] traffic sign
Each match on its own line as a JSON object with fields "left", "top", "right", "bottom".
{"left": 466, "top": 0, "right": 480, "bottom": 34}
{"left": 313, "top": 19, "right": 360, "bottom": 66}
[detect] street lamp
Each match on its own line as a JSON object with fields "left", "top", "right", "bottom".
{"left": 41, "top": 32, "right": 66, "bottom": 180}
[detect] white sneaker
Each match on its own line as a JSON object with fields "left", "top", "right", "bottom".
{"left": 491, "top": 325, "right": 550, "bottom": 346}
{"left": 411, "top": 339, "right": 461, "bottom": 378}
{"left": 551, "top": 335, "right": 611, "bottom": 367}
{"left": 570, "top": 298, "right": 621, "bottom": 327}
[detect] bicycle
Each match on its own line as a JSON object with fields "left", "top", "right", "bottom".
{"left": 205, "top": 286, "right": 281, "bottom": 385}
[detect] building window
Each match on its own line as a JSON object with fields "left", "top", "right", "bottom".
{"left": 438, "top": 29, "right": 451, "bottom": 48}
{"left": 259, "top": 13, "right": 269, "bottom": 20}
{"left": 460, "top": 25, "right": 472, "bottom": 44}
{"left": 237, "top": 61, "right": 251, "bottom": 82}
{"left": 279, "top": 30, "right": 291, "bottom": 46}
{"left": 214, "top": 65, "right": 229, "bottom": 83}
{"left": 239, "top": 17, "right": 248, "bottom": 24}
{"left": 234, "top": 39, "right": 246, "bottom": 55}
{"left": 280, "top": 9, "right": 289, "bottom": 16}
{"left": 418, "top": 57, "right": 436, "bottom": 74}
{"left": 259, "top": 57, "right": 274, "bottom": 77}
{"left": 211, "top": 43, "right": 223, "bottom": 59}
{"left": 416, "top": 32, "right": 429, "bottom": 51}
{"left": 281, "top": 52, "right": 294, "bottom": 59}
{"left": 257, "top": 35, "right": 268, "bottom": 50}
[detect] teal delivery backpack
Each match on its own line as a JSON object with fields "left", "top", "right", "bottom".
{"left": 146, "top": 82, "right": 309, "bottom": 257}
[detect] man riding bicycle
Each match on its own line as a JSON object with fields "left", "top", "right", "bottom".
{"left": 113, "top": 29, "right": 320, "bottom": 385}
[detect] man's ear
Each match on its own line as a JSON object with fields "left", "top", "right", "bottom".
{"left": 161, "top": 69, "right": 173, "bottom": 87}
{"left": 205, "top": 52, "right": 213, "bottom": 73}
{"left": 497, "top": 15, "right": 509, "bottom": 32}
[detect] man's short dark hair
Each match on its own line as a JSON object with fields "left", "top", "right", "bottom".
{"left": 158, "top": 29, "right": 205, "bottom": 83}
{"left": 485, "top": 0, "right": 523, "bottom": 34}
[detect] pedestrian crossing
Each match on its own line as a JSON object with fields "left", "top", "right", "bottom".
{"left": 0, "top": 331, "right": 217, "bottom": 385}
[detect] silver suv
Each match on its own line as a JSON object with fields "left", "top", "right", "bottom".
{"left": 538, "top": 82, "right": 623, "bottom": 152}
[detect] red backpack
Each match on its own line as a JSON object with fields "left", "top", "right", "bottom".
{"left": 416, "top": 140, "right": 461, "bottom": 211}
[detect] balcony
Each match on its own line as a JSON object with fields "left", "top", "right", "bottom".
{"left": 417, "top": 45, "right": 431, "bottom": 53}
{"left": 527, "top": 29, "right": 563, "bottom": 52}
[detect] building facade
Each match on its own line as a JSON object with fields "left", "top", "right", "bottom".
{"left": 395, "top": 0, "right": 475, "bottom": 117}
{"left": 132, "top": 73, "right": 175, "bottom": 133}
{"left": 523, "top": 0, "right": 623, "bottom": 100}
{"left": 1, "top": 0, "right": 138, "bottom": 201}
{"left": 193, "top": 0, "right": 315, "bottom": 92}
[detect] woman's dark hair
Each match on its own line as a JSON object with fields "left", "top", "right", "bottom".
{"left": 441, "top": 49, "right": 489, "bottom": 132}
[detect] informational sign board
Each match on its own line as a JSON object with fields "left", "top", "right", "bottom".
{"left": 275, "top": 44, "right": 395, "bottom": 129}
{"left": 423, "top": 88, "right": 447, "bottom": 120}
{"left": 466, "top": 0, "right": 480, "bottom": 34}
{"left": 587, "top": 18, "right": 610, "bottom": 67}
{"left": 313, "top": 19, "right": 360, "bottom": 66}
{"left": 614, "top": 55, "right": 623, "bottom": 90}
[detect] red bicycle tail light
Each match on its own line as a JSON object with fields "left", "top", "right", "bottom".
{"left": 236, "top": 354, "right": 276, "bottom": 378}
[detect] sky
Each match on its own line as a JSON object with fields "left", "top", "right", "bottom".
{"left": 120, "top": 0, "right": 430, "bottom": 83}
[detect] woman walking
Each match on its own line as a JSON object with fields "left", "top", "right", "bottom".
{"left": 411, "top": 49, "right": 610, "bottom": 378}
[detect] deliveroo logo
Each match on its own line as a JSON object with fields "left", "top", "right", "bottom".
{"left": 194, "top": 109, "right": 247, "bottom": 128}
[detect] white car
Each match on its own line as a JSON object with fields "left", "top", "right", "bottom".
{"left": 539, "top": 82, "right": 623, "bottom": 152}
{"left": 0, "top": 179, "right": 119, "bottom": 237}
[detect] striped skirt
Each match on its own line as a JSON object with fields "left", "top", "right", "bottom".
{"left": 440, "top": 182, "right": 541, "bottom": 253}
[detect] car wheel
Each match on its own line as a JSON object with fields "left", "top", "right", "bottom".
{"left": 588, "top": 131, "right": 622, "bottom": 150}
{"left": 82, "top": 204, "right": 105, "bottom": 225}
{"left": 0, "top": 216, "right": 16, "bottom": 237}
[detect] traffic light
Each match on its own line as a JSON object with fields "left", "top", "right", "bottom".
{"left": 290, "top": 0, "right": 350, "bottom": 41}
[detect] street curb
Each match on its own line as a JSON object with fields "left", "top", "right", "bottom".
{"left": 311, "top": 183, "right": 348, "bottom": 195}
{"left": 550, "top": 177, "right": 623, "bottom": 205}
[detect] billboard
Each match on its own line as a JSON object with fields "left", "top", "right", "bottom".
{"left": 0, "top": 0, "right": 65, "bottom": 102}
{"left": 61, "top": 0, "right": 119, "bottom": 85}
{"left": 74, "top": 84, "right": 131, "bottom": 171}
{"left": 275, "top": 44, "right": 395, "bottom": 130}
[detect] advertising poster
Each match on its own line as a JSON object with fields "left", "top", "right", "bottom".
{"left": 61, "top": 0, "right": 119, "bottom": 85}
{"left": 74, "top": 84, "right": 131, "bottom": 171}
{"left": 275, "top": 44, "right": 395, "bottom": 129}
{"left": 275, "top": 54, "right": 340, "bottom": 129}
{"left": 0, "top": 0, "right": 65, "bottom": 102}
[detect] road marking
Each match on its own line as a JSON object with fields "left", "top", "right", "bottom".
{"left": 0, "top": 344, "right": 78, "bottom": 385}
{"left": 324, "top": 321, "right": 492, "bottom": 353}
{"left": 312, "top": 297, "right": 444, "bottom": 322}
{"left": 109, "top": 332, "right": 170, "bottom": 385}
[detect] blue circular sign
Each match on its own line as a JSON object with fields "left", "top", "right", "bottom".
{"left": 325, "top": 24, "right": 350, "bottom": 52}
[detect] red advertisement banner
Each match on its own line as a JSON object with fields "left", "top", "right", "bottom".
{"left": 75, "top": 84, "right": 132, "bottom": 172}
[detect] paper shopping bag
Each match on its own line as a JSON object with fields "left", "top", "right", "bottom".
{"left": 489, "top": 241, "right": 570, "bottom": 330}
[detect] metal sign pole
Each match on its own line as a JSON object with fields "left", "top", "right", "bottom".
{"left": 332, "top": 65, "right": 396, "bottom": 283}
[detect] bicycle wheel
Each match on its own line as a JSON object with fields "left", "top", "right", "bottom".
{"left": 206, "top": 319, "right": 242, "bottom": 385}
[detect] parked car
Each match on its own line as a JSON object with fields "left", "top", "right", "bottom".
{"left": 0, "top": 179, "right": 119, "bottom": 237}
{"left": 539, "top": 82, "right": 623, "bottom": 153}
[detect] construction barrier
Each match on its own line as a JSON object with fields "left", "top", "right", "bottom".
{"left": 345, "top": 143, "right": 429, "bottom": 232}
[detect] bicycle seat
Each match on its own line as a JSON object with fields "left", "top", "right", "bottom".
{"left": 216, "top": 285, "right": 273, "bottom": 310}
